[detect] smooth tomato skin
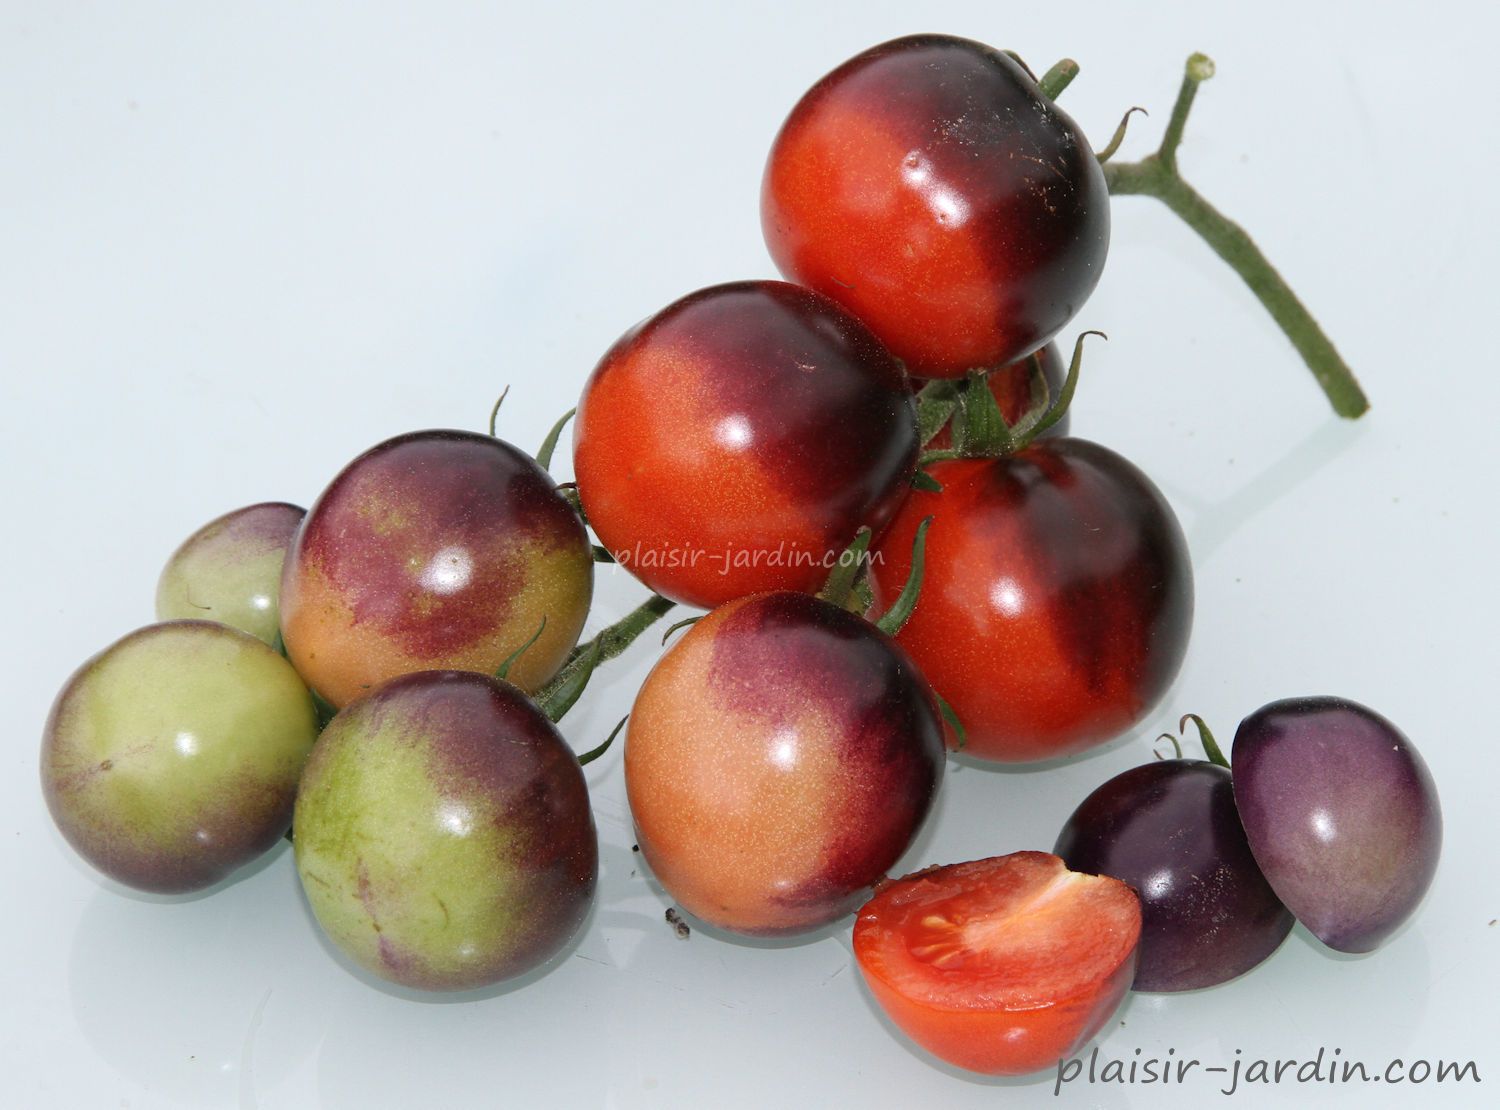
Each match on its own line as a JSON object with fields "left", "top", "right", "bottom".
{"left": 925, "top": 342, "right": 1069, "bottom": 452}
{"left": 574, "top": 281, "right": 918, "bottom": 609}
{"left": 763, "top": 34, "right": 1109, "bottom": 379}
{"left": 1056, "top": 760, "right": 1294, "bottom": 991}
{"left": 1232, "top": 697, "right": 1441, "bottom": 953}
{"left": 295, "top": 671, "right": 597, "bottom": 991}
{"left": 625, "top": 591, "right": 944, "bottom": 936}
{"left": 853, "top": 853, "right": 1140, "bottom": 1076}
{"left": 280, "top": 430, "right": 592, "bottom": 708}
{"left": 870, "top": 443, "right": 1192, "bottom": 762}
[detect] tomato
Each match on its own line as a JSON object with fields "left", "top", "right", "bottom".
{"left": 925, "top": 342, "right": 1069, "bottom": 451}
{"left": 763, "top": 34, "right": 1109, "bottom": 379}
{"left": 1232, "top": 697, "right": 1442, "bottom": 953}
{"left": 1056, "top": 758, "right": 1293, "bottom": 991}
{"left": 869, "top": 442, "right": 1192, "bottom": 762}
{"left": 156, "top": 501, "right": 305, "bottom": 646}
{"left": 573, "top": 281, "right": 918, "bottom": 609}
{"left": 41, "top": 621, "right": 319, "bottom": 893}
{"left": 295, "top": 671, "right": 596, "bottom": 991}
{"left": 279, "top": 430, "right": 592, "bottom": 708}
{"left": 853, "top": 852, "right": 1141, "bottom": 1076}
{"left": 624, "top": 590, "right": 944, "bottom": 935}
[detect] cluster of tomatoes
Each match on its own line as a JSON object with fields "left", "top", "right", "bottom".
{"left": 40, "top": 34, "right": 1440, "bottom": 1080}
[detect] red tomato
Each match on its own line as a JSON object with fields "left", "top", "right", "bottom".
{"left": 763, "top": 34, "right": 1109, "bottom": 379}
{"left": 574, "top": 281, "right": 918, "bottom": 608}
{"left": 853, "top": 852, "right": 1141, "bottom": 1076}
{"left": 870, "top": 442, "right": 1192, "bottom": 762}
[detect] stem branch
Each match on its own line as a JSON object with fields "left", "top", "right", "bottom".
{"left": 1104, "top": 54, "right": 1369, "bottom": 419}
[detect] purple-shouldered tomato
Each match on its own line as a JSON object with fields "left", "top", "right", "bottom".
{"left": 763, "top": 34, "right": 1109, "bottom": 379}
{"left": 870, "top": 441, "right": 1192, "bottom": 762}
{"left": 624, "top": 590, "right": 944, "bottom": 936}
{"left": 294, "top": 670, "right": 597, "bottom": 991}
{"left": 279, "top": 430, "right": 592, "bottom": 708}
{"left": 573, "top": 281, "right": 918, "bottom": 609}
{"left": 156, "top": 501, "right": 306, "bottom": 646}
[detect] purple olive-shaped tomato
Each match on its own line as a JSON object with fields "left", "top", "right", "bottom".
{"left": 279, "top": 430, "right": 592, "bottom": 708}
{"left": 294, "top": 670, "right": 597, "bottom": 991}
{"left": 1055, "top": 759, "right": 1293, "bottom": 991}
{"left": 156, "top": 502, "right": 306, "bottom": 646}
{"left": 763, "top": 34, "right": 1109, "bottom": 379}
{"left": 625, "top": 591, "right": 945, "bottom": 936}
{"left": 574, "top": 281, "right": 918, "bottom": 609}
{"left": 1232, "top": 697, "right": 1441, "bottom": 953}
{"left": 42, "top": 621, "right": 319, "bottom": 893}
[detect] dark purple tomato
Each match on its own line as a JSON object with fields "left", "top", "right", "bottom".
{"left": 294, "top": 670, "right": 597, "bottom": 991}
{"left": 1232, "top": 697, "right": 1441, "bottom": 953}
{"left": 279, "top": 430, "right": 592, "bottom": 708}
{"left": 763, "top": 34, "right": 1109, "bottom": 379}
{"left": 869, "top": 441, "right": 1193, "bottom": 762}
{"left": 573, "top": 281, "right": 918, "bottom": 609}
{"left": 624, "top": 590, "right": 945, "bottom": 936}
{"left": 1055, "top": 759, "right": 1293, "bottom": 991}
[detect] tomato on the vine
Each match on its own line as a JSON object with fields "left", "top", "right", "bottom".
{"left": 870, "top": 440, "right": 1192, "bottom": 762}
{"left": 574, "top": 281, "right": 918, "bottom": 608}
{"left": 763, "top": 34, "right": 1108, "bottom": 379}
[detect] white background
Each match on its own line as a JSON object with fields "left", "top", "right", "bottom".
{"left": 3, "top": 2, "right": 1496, "bottom": 1107}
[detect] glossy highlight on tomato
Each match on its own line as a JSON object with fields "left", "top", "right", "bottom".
{"left": 764, "top": 34, "right": 1109, "bottom": 379}
{"left": 625, "top": 590, "right": 944, "bottom": 936}
{"left": 280, "top": 430, "right": 592, "bottom": 708}
{"left": 853, "top": 852, "right": 1141, "bottom": 1076}
{"left": 870, "top": 441, "right": 1193, "bottom": 762}
{"left": 573, "top": 281, "right": 918, "bottom": 609}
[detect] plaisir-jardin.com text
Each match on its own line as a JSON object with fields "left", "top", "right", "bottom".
{"left": 1054, "top": 1046, "right": 1481, "bottom": 1097}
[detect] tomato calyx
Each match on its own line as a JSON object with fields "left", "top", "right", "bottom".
{"left": 1155, "top": 712, "right": 1231, "bottom": 768}
{"left": 914, "top": 330, "right": 1104, "bottom": 483}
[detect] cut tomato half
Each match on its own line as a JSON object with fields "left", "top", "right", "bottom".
{"left": 853, "top": 851, "right": 1141, "bottom": 1076}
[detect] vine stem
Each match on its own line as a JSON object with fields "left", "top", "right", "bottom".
{"left": 1101, "top": 53, "right": 1370, "bottom": 419}
{"left": 533, "top": 593, "right": 675, "bottom": 720}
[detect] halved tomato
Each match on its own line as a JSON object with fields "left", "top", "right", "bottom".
{"left": 852, "top": 851, "right": 1141, "bottom": 1076}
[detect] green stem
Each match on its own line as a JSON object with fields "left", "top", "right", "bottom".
{"left": 1103, "top": 54, "right": 1369, "bottom": 419}
{"left": 1038, "top": 59, "right": 1079, "bottom": 100}
{"left": 534, "top": 594, "right": 675, "bottom": 721}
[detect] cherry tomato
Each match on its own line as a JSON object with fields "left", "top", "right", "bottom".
{"left": 1056, "top": 759, "right": 1293, "bottom": 991}
{"left": 295, "top": 671, "right": 596, "bottom": 991}
{"left": 573, "top": 281, "right": 918, "bottom": 609}
{"left": 1232, "top": 696, "right": 1441, "bottom": 953}
{"left": 624, "top": 590, "right": 944, "bottom": 935}
{"left": 869, "top": 441, "right": 1192, "bottom": 762}
{"left": 853, "top": 852, "right": 1140, "bottom": 1076}
{"left": 156, "top": 501, "right": 305, "bottom": 646}
{"left": 925, "top": 342, "right": 1069, "bottom": 451}
{"left": 763, "top": 34, "right": 1109, "bottom": 379}
{"left": 280, "top": 430, "right": 592, "bottom": 708}
{"left": 41, "top": 621, "right": 319, "bottom": 893}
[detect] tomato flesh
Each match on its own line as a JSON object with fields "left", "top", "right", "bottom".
{"left": 853, "top": 852, "right": 1140, "bottom": 1075}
